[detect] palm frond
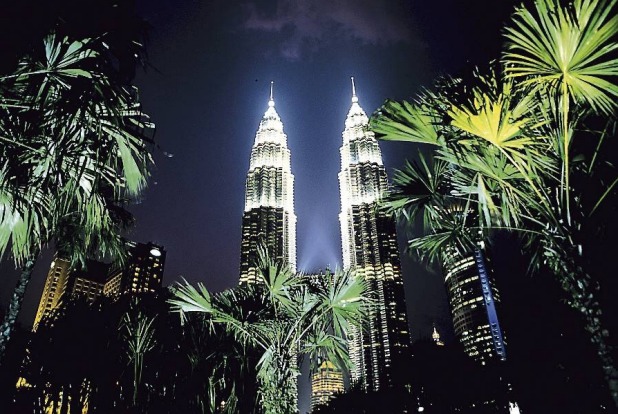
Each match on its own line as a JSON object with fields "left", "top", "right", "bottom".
{"left": 370, "top": 99, "right": 442, "bottom": 145}
{"left": 384, "top": 154, "right": 452, "bottom": 231}
{"left": 504, "top": 0, "right": 618, "bottom": 115}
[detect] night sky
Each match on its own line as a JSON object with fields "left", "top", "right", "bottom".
{"left": 1, "top": 1, "right": 518, "bottom": 409}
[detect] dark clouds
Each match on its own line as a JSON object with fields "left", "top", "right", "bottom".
{"left": 240, "top": 0, "right": 415, "bottom": 59}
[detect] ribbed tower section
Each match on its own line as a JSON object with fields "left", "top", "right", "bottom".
{"left": 239, "top": 84, "right": 296, "bottom": 284}
{"left": 338, "top": 79, "right": 410, "bottom": 391}
{"left": 443, "top": 244, "right": 506, "bottom": 364}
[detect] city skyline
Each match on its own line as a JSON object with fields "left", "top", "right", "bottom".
{"left": 0, "top": 0, "right": 520, "bottom": 351}
{"left": 2, "top": 0, "right": 617, "bottom": 412}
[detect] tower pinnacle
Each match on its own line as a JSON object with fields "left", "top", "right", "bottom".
{"left": 351, "top": 76, "right": 358, "bottom": 103}
{"left": 269, "top": 81, "right": 275, "bottom": 107}
{"left": 240, "top": 84, "right": 296, "bottom": 284}
{"left": 432, "top": 324, "right": 444, "bottom": 346}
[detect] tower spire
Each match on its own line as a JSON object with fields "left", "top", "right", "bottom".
{"left": 432, "top": 324, "right": 444, "bottom": 346}
{"left": 269, "top": 81, "right": 275, "bottom": 107}
{"left": 351, "top": 76, "right": 358, "bottom": 103}
{"left": 240, "top": 83, "right": 296, "bottom": 284}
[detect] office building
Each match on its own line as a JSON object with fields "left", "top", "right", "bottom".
{"left": 34, "top": 242, "right": 165, "bottom": 328}
{"left": 103, "top": 242, "right": 165, "bottom": 299}
{"left": 443, "top": 244, "right": 506, "bottom": 364}
{"left": 338, "top": 78, "right": 411, "bottom": 390}
{"left": 239, "top": 82, "right": 296, "bottom": 284}
{"left": 33, "top": 257, "right": 73, "bottom": 330}
{"left": 33, "top": 258, "right": 109, "bottom": 330}
{"left": 311, "top": 360, "right": 344, "bottom": 411}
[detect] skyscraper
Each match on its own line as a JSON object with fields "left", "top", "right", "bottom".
{"left": 338, "top": 78, "right": 411, "bottom": 391}
{"left": 34, "top": 242, "right": 165, "bottom": 329}
{"left": 239, "top": 82, "right": 296, "bottom": 284}
{"left": 33, "top": 258, "right": 110, "bottom": 330}
{"left": 311, "top": 360, "right": 344, "bottom": 411}
{"left": 33, "top": 256, "right": 73, "bottom": 330}
{"left": 443, "top": 244, "right": 506, "bottom": 364}
{"left": 103, "top": 242, "right": 166, "bottom": 299}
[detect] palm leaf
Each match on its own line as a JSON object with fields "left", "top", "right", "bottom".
{"left": 503, "top": 0, "right": 618, "bottom": 114}
{"left": 370, "top": 99, "right": 441, "bottom": 145}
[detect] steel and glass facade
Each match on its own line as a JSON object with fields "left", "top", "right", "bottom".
{"left": 338, "top": 79, "right": 410, "bottom": 390}
{"left": 311, "top": 360, "right": 344, "bottom": 411}
{"left": 239, "top": 84, "right": 296, "bottom": 284}
{"left": 444, "top": 245, "right": 506, "bottom": 364}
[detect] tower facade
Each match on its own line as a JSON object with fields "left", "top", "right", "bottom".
{"left": 443, "top": 244, "right": 506, "bottom": 364}
{"left": 338, "top": 79, "right": 410, "bottom": 390}
{"left": 239, "top": 83, "right": 296, "bottom": 283}
{"left": 33, "top": 257, "right": 73, "bottom": 330}
{"left": 33, "top": 258, "right": 110, "bottom": 330}
{"left": 311, "top": 360, "right": 344, "bottom": 411}
{"left": 103, "top": 242, "right": 165, "bottom": 299}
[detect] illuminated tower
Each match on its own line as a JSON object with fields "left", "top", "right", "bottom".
{"left": 432, "top": 325, "right": 445, "bottom": 347}
{"left": 103, "top": 242, "right": 165, "bottom": 299}
{"left": 311, "top": 360, "right": 344, "bottom": 411}
{"left": 33, "top": 257, "right": 109, "bottom": 330}
{"left": 443, "top": 244, "right": 506, "bottom": 364}
{"left": 239, "top": 82, "right": 296, "bottom": 283}
{"left": 338, "top": 78, "right": 410, "bottom": 391}
{"left": 33, "top": 256, "right": 72, "bottom": 330}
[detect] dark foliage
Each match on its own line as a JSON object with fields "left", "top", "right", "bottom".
{"left": 0, "top": 0, "right": 148, "bottom": 82}
{"left": 3, "top": 290, "right": 261, "bottom": 414}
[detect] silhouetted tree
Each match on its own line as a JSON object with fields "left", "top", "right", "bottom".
{"left": 372, "top": 0, "right": 618, "bottom": 405}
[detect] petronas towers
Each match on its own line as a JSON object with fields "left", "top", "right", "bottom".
{"left": 338, "top": 80, "right": 410, "bottom": 390}
{"left": 239, "top": 83, "right": 296, "bottom": 284}
{"left": 239, "top": 79, "right": 411, "bottom": 390}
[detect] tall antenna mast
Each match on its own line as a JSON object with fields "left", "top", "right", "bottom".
{"left": 351, "top": 76, "right": 358, "bottom": 103}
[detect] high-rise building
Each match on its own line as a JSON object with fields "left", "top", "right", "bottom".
{"left": 338, "top": 78, "right": 411, "bottom": 391}
{"left": 33, "top": 257, "right": 73, "bottom": 330}
{"left": 239, "top": 82, "right": 296, "bottom": 284}
{"left": 33, "top": 258, "right": 110, "bottom": 330}
{"left": 311, "top": 360, "right": 344, "bottom": 411}
{"left": 72, "top": 260, "right": 109, "bottom": 302}
{"left": 34, "top": 242, "right": 165, "bottom": 329}
{"left": 103, "top": 242, "right": 165, "bottom": 299}
{"left": 443, "top": 244, "right": 506, "bottom": 364}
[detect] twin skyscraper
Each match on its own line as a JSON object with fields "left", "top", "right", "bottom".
{"left": 238, "top": 79, "right": 411, "bottom": 391}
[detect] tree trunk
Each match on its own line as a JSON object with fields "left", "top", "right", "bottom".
{"left": 551, "top": 242, "right": 618, "bottom": 408}
{"left": 560, "top": 272, "right": 618, "bottom": 407}
{"left": 258, "top": 355, "right": 298, "bottom": 414}
{"left": 133, "top": 354, "right": 142, "bottom": 407}
{"left": 0, "top": 257, "right": 37, "bottom": 363}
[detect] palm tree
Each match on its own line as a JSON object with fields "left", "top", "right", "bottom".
{"left": 503, "top": 0, "right": 618, "bottom": 225}
{"left": 169, "top": 251, "right": 369, "bottom": 414}
{"left": 120, "top": 303, "right": 157, "bottom": 407}
{"left": 369, "top": 0, "right": 618, "bottom": 406}
{"left": 172, "top": 313, "right": 260, "bottom": 414}
{"left": 0, "top": 33, "right": 153, "bottom": 360}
